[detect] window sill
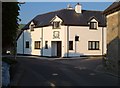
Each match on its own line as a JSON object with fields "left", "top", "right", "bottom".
{"left": 89, "top": 28, "right": 97, "bottom": 30}
{"left": 88, "top": 49, "right": 100, "bottom": 50}
{"left": 69, "top": 49, "right": 73, "bottom": 50}
{"left": 35, "top": 48, "right": 41, "bottom": 50}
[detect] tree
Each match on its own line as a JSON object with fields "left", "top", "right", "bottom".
{"left": 2, "top": 2, "right": 20, "bottom": 54}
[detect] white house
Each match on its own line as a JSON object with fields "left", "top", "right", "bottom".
{"left": 17, "top": 3, "right": 107, "bottom": 57}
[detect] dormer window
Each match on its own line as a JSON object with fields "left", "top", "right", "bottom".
{"left": 90, "top": 22, "right": 97, "bottom": 29}
{"left": 30, "top": 24, "right": 34, "bottom": 31}
{"left": 89, "top": 22, "right": 97, "bottom": 29}
{"left": 53, "top": 21, "right": 60, "bottom": 29}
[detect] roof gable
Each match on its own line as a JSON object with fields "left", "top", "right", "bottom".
{"left": 87, "top": 16, "right": 99, "bottom": 23}
{"left": 50, "top": 15, "right": 63, "bottom": 23}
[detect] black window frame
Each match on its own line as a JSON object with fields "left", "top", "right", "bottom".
{"left": 89, "top": 22, "right": 97, "bottom": 29}
{"left": 34, "top": 41, "right": 41, "bottom": 49}
{"left": 52, "top": 21, "right": 61, "bottom": 29}
{"left": 69, "top": 41, "right": 73, "bottom": 50}
{"left": 88, "top": 41, "right": 99, "bottom": 50}
{"left": 25, "top": 41, "right": 29, "bottom": 48}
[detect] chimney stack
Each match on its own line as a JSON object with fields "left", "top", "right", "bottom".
{"left": 67, "top": 4, "right": 73, "bottom": 9}
{"left": 75, "top": 3, "right": 82, "bottom": 13}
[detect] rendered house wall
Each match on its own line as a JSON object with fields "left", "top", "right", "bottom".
{"left": 69, "top": 26, "right": 106, "bottom": 56}
{"left": 17, "top": 24, "right": 106, "bottom": 57}
{"left": 17, "top": 28, "right": 42, "bottom": 55}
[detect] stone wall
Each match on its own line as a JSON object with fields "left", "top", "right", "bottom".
{"left": 106, "top": 11, "right": 120, "bottom": 75}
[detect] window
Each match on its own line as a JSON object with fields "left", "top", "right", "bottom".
{"left": 88, "top": 41, "right": 99, "bottom": 50}
{"left": 30, "top": 24, "right": 34, "bottom": 31}
{"left": 26, "top": 41, "right": 29, "bottom": 48}
{"left": 89, "top": 22, "right": 97, "bottom": 29}
{"left": 45, "top": 41, "right": 48, "bottom": 49}
{"left": 75, "top": 36, "right": 79, "bottom": 41}
{"left": 69, "top": 41, "right": 73, "bottom": 50}
{"left": 53, "top": 22, "right": 60, "bottom": 29}
{"left": 34, "top": 41, "right": 40, "bottom": 49}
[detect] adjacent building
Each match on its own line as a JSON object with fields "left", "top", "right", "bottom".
{"left": 103, "top": 1, "right": 120, "bottom": 75}
{"left": 17, "top": 3, "right": 107, "bottom": 57}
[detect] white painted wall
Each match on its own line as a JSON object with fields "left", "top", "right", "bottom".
{"left": 17, "top": 27, "right": 42, "bottom": 55}
{"left": 42, "top": 25, "right": 67, "bottom": 57}
{"left": 17, "top": 32, "right": 23, "bottom": 54}
{"left": 30, "top": 28, "right": 42, "bottom": 55}
{"left": 17, "top": 25, "right": 106, "bottom": 57}
{"left": 69, "top": 26, "right": 106, "bottom": 56}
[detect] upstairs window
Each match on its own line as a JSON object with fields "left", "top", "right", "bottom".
{"left": 89, "top": 22, "right": 97, "bottom": 29}
{"left": 34, "top": 41, "right": 40, "bottom": 49}
{"left": 53, "top": 22, "right": 60, "bottom": 29}
{"left": 25, "top": 41, "right": 29, "bottom": 48}
{"left": 30, "top": 24, "right": 34, "bottom": 31}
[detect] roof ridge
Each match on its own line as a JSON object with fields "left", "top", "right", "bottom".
{"left": 36, "top": 9, "right": 66, "bottom": 17}
{"left": 35, "top": 9, "right": 103, "bottom": 17}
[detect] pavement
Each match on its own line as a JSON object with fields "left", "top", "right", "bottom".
{"left": 9, "top": 55, "right": 119, "bottom": 86}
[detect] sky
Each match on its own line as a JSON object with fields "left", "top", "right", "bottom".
{"left": 19, "top": 2, "right": 113, "bottom": 24}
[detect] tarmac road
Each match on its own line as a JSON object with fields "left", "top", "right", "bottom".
{"left": 10, "top": 56, "right": 119, "bottom": 87}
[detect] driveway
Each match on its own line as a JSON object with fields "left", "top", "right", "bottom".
{"left": 10, "top": 56, "right": 119, "bottom": 86}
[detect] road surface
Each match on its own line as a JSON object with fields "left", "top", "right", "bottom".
{"left": 10, "top": 56, "right": 119, "bottom": 86}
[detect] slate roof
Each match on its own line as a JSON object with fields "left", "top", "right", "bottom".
{"left": 22, "top": 9, "right": 106, "bottom": 30}
{"left": 103, "top": 1, "right": 120, "bottom": 15}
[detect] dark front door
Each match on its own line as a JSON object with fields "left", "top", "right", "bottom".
{"left": 57, "top": 41, "right": 61, "bottom": 57}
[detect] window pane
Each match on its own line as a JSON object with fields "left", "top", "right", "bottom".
{"left": 96, "top": 41, "right": 99, "bottom": 49}
{"left": 94, "top": 23, "right": 97, "bottom": 29}
{"left": 30, "top": 25, "right": 34, "bottom": 31}
{"left": 69, "top": 41, "right": 73, "bottom": 50}
{"left": 26, "top": 41, "right": 29, "bottom": 48}
{"left": 91, "top": 23, "right": 94, "bottom": 28}
{"left": 90, "top": 22, "right": 97, "bottom": 29}
{"left": 92, "top": 42, "right": 95, "bottom": 49}
{"left": 88, "top": 41, "right": 92, "bottom": 50}
{"left": 53, "top": 22, "right": 60, "bottom": 29}
{"left": 35, "top": 41, "right": 40, "bottom": 49}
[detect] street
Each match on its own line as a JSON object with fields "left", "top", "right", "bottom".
{"left": 10, "top": 56, "right": 119, "bottom": 86}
